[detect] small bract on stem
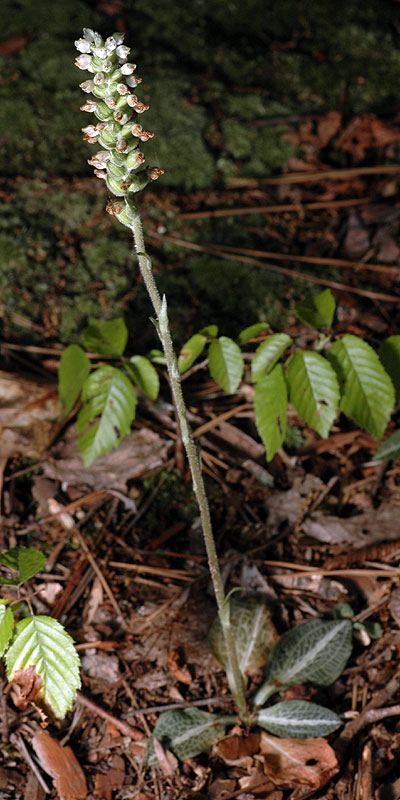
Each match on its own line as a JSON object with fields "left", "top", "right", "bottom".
{"left": 74, "top": 27, "right": 248, "bottom": 721}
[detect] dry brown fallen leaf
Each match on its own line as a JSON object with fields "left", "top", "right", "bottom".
{"left": 0, "top": 371, "right": 63, "bottom": 460}
{"left": 31, "top": 729, "right": 87, "bottom": 800}
{"left": 259, "top": 731, "right": 339, "bottom": 791}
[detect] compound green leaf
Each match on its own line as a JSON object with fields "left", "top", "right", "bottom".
{"left": 6, "top": 616, "right": 81, "bottom": 719}
{"left": 286, "top": 351, "right": 339, "bottom": 438}
{"left": 126, "top": 356, "right": 160, "bottom": 400}
{"left": 178, "top": 334, "right": 207, "bottom": 374}
{"left": 253, "top": 619, "right": 352, "bottom": 707}
{"left": 146, "top": 708, "right": 228, "bottom": 764}
{"left": 374, "top": 429, "right": 400, "bottom": 461}
{"left": 251, "top": 334, "right": 292, "bottom": 383}
{"left": 254, "top": 365, "right": 287, "bottom": 461}
{"left": 77, "top": 366, "right": 137, "bottom": 466}
{"left": 0, "top": 548, "right": 46, "bottom": 587}
{"left": 295, "top": 289, "right": 336, "bottom": 329}
{"left": 209, "top": 596, "right": 278, "bottom": 688}
{"left": 58, "top": 345, "right": 91, "bottom": 415}
{"left": 379, "top": 335, "right": 400, "bottom": 400}
{"left": 0, "top": 602, "right": 14, "bottom": 657}
{"left": 208, "top": 337, "right": 244, "bottom": 394}
{"left": 237, "top": 323, "right": 270, "bottom": 346}
{"left": 328, "top": 335, "right": 395, "bottom": 440}
{"left": 256, "top": 701, "right": 342, "bottom": 738}
{"left": 82, "top": 318, "right": 128, "bottom": 357}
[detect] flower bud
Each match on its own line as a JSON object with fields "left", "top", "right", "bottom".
{"left": 93, "top": 72, "right": 105, "bottom": 85}
{"left": 126, "top": 149, "right": 145, "bottom": 169}
{"left": 93, "top": 46, "right": 107, "bottom": 59}
{"left": 116, "top": 45, "right": 130, "bottom": 60}
{"left": 94, "top": 169, "right": 107, "bottom": 181}
{"left": 121, "top": 63, "right": 137, "bottom": 75}
{"left": 116, "top": 84, "right": 130, "bottom": 95}
{"left": 80, "top": 80, "right": 94, "bottom": 93}
{"left": 105, "top": 36, "right": 117, "bottom": 52}
{"left": 83, "top": 28, "right": 96, "bottom": 42}
{"left": 112, "top": 32, "right": 125, "bottom": 45}
{"left": 102, "top": 59, "right": 114, "bottom": 73}
{"left": 148, "top": 167, "right": 164, "bottom": 181}
{"left": 80, "top": 100, "right": 98, "bottom": 112}
{"left": 126, "top": 75, "right": 142, "bottom": 88}
{"left": 87, "top": 151, "right": 110, "bottom": 169}
{"left": 75, "top": 54, "right": 92, "bottom": 70}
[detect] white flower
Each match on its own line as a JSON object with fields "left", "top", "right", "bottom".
{"left": 121, "top": 63, "right": 137, "bottom": 75}
{"left": 75, "top": 38, "right": 91, "bottom": 53}
{"left": 75, "top": 54, "right": 92, "bottom": 70}
{"left": 116, "top": 45, "right": 130, "bottom": 60}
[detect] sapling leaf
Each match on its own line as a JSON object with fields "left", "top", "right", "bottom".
{"left": 251, "top": 334, "right": 292, "bottom": 383}
{"left": 125, "top": 355, "right": 160, "bottom": 400}
{"left": 379, "top": 335, "right": 400, "bottom": 400}
{"left": 374, "top": 429, "right": 400, "bottom": 461}
{"left": 58, "top": 345, "right": 91, "bottom": 415}
{"left": 286, "top": 351, "right": 339, "bottom": 438}
{"left": 148, "top": 349, "right": 166, "bottom": 365}
{"left": 254, "top": 365, "right": 287, "bottom": 461}
{"left": 328, "top": 335, "right": 395, "bottom": 440}
{"left": 6, "top": 616, "right": 81, "bottom": 720}
{"left": 77, "top": 365, "right": 137, "bottom": 466}
{"left": 178, "top": 334, "right": 207, "bottom": 374}
{"left": 295, "top": 289, "right": 336, "bottom": 329}
{"left": 146, "top": 708, "right": 228, "bottom": 764}
{"left": 82, "top": 318, "right": 128, "bottom": 357}
{"left": 0, "top": 548, "right": 46, "bottom": 587}
{"left": 199, "top": 324, "right": 218, "bottom": 337}
{"left": 0, "top": 602, "right": 14, "bottom": 657}
{"left": 256, "top": 700, "right": 342, "bottom": 738}
{"left": 208, "top": 336, "right": 244, "bottom": 394}
{"left": 253, "top": 619, "right": 352, "bottom": 707}
{"left": 237, "top": 322, "right": 270, "bottom": 346}
{"left": 209, "top": 595, "right": 278, "bottom": 687}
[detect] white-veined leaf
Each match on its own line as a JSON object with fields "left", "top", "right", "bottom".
{"left": 251, "top": 334, "right": 292, "bottom": 382}
{"left": 286, "top": 351, "right": 339, "bottom": 438}
{"left": 6, "top": 616, "right": 81, "bottom": 719}
{"left": 379, "top": 335, "right": 400, "bottom": 400}
{"left": 256, "top": 701, "right": 342, "bottom": 738}
{"left": 77, "top": 365, "right": 137, "bottom": 466}
{"left": 209, "top": 596, "right": 278, "bottom": 688}
{"left": 237, "top": 322, "right": 270, "bottom": 346}
{"left": 146, "top": 708, "right": 228, "bottom": 764}
{"left": 328, "top": 335, "right": 395, "bottom": 440}
{"left": 254, "top": 365, "right": 287, "bottom": 461}
{"left": 0, "top": 548, "right": 46, "bottom": 586}
{"left": 0, "top": 602, "right": 14, "bottom": 657}
{"left": 208, "top": 336, "right": 244, "bottom": 394}
{"left": 253, "top": 619, "right": 352, "bottom": 707}
{"left": 295, "top": 289, "right": 336, "bottom": 329}
{"left": 82, "top": 317, "right": 128, "bottom": 357}
{"left": 374, "top": 429, "right": 400, "bottom": 461}
{"left": 126, "top": 356, "right": 160, "bottom": 400}
{"left": 58, "top": 345, "right": 91, "bottom": 415}
{"left": 178, "top": 334, "right": 207, "bottom": 374}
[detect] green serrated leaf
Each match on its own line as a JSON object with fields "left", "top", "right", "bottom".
{"left": 58, "top": 345, "right": 91, "bottom": 415}
{"left": 208, "top": 337, "right": 244, "bottom": 394}
{"left": 147, "top": 708, "right": 228, "bottom": 764}
{"left": 209, "top": 596, "right": 278, "bottom": 688}
{"left": 82, "top": 318, "right": 128, "bottom": 357}
{"left": 0, "top": 548, "right": 46, "bottom": 587}
{"left": 6, "top": 616, "right": 81, "bottom": 719}
{"left": 286, "top": 351, "right": 339, "bottom": 438}
{"left": 253, "top": 619, "right": 352, "bottom": 707}
{"left": 251, "top": 334, "right": 292, "bottom": 383}
{"left": 295, "top": 289, "right": 336, "bottom": 329}
{"left": 0, "top": 602, "right": 14, "bottom": 657}
{"left": 328, "top": 335, "right": 395, "bottom": 441}
{"left": 254, "top": 365, "right": 288, "bottom": 461}
{"left": 126, "top": 356, "right": 160, "bottom": 400}
{"left": 256, "top": 701, "right": 342, "bottom": 738}
{"left": 77, "top": 366, "right": 137, "bottom": 466}
{"left": 237, "top": 323, "right": 270, "bottom": 346}
{"left": 178, "top": 334, "right": 207, "bottom": 374}
{"left": 374, "top": 429, "right": 400, "bottom": 461}
{"left": 198, "top": 324, "right": 218, "bottom": 337}
{"left": 379, "top": 336, "right": 400, "bottom": 400}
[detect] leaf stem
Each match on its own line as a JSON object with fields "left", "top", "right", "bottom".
{"left": 130, "top": 211, "right": 248, "bottom": 721}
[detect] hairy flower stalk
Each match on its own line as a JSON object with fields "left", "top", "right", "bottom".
{"left": 75, "top": 29, "right": 247, "bottom": 719}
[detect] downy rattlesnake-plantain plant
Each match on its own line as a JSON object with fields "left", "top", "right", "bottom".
{"left": 69, "top": 28, "right": 361, "bottom": 762}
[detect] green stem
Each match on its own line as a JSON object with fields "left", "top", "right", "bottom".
{"left": 130, "top": 211, "right": 247, "bottom": 721}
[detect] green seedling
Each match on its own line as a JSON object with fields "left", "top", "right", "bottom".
{"left": 0, "top": 547, "right": 80, "bottom": 721}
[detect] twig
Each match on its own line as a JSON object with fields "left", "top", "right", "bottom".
{"left": 11, "top": 733, "right": 51, "bottom": 793}
{"left": 226, "top": 164, "right": 400, "bottom": 188}
{"left": 178, "top": 196, "right": 370, "bottom": 219}
{"left": 76, "top": 692, "right": 144, "bottom": 740}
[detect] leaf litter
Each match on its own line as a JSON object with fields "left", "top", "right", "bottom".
{"left": 2, "top": 78, "right": 400, "bottom": 800}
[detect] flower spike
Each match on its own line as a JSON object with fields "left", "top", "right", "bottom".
{"left": 75, "top": 28, "right": 163, "bottom": 227}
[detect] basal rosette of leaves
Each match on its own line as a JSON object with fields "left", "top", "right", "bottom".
{"left": 75, "top": 28, "right": 163, "bottom": 227}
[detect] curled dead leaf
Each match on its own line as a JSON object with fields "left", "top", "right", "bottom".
{"left": 31, "top": 729, "right": 87, "bottom": 800}
{"left": 167, "top": 649, "right": 192, "bottom": 684}
{"left": 259, "top": 731, "right": 339, "bottom": 790}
